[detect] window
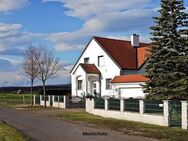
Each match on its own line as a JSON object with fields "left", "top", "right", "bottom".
{"left": 78, "top": 80, "right": 83, "bottom": 90}
{"left": 98, "top": 56, "right": 104, "bottom": 67}
{"left": 106, "top": 79, "right": 112, "bottom": 90}
{"left": 84, "top": 58, "right": 89, "bottom": 64}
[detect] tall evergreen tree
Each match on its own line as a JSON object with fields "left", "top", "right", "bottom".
{"left": 144, "top": 0, "right": 188, "bottom": 100}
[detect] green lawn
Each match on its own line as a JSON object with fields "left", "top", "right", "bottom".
{"left": 0, "top": 121, "right": 29, "bottom": 141}
{"left": 56, "top": 111, "right": 188, "bottom": 141}
{"left": 0, "top": 94, "right": 33, "bottom": 107}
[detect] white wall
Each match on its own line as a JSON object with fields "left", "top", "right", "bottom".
{"left": 72, "top": 65, "right": 86, "bottom": 97}
{"left": 112, "top": 82, "right": 146, "bottom": 99}
{"left": 71, "top": 39, "right": 121, "bottom": 97}
{"left": 86, "top": 98, "right": 168, "bottom": 127}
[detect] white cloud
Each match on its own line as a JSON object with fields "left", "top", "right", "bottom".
{"left": 0, "top": 0, "right": 29, "bottom": 12}
{"left": 55, "top": 42, "right": 84, "bottom": 52}
{"left": 43, "top": 0, "right": 151, "bottom": 19}
{"left": 47, "top": 8, "right": 154, "bottom": 51}
{"left": 0, "top": 71, "right": 23, "bottom": 85}
{"left": 44, "top": 0, "right": 155, "bottom": 52}
{"left": 0, "top": 22, "right": 45, "bottom": 53}
{"left": 63, "top": 64, "right": 73, "bottom": 71}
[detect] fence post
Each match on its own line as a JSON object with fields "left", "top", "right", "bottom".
{"left": 181, "top": 101, "right": 187, "bottom": 130}
{"left": 40, "top": 95, "right": 42, "bottom": 105}
{"left": 105, "top": 98, "right": 108, "bottom": 111}
{"left": 33, "top": 95, "right": 36, "bottom": 105}
{"left": 163, "top": 100, "right": 169, "bottom": 126}
{"left": 139, "top": 100, "right": 144, "bottom": 114}
{"left": 63, "top": 95, "right": 66, "bottom": 109}
{"left": 49, "top": 95, "right": 51, "bottom": 106}
{"left": 86, "top": 98, "right": 94, "bottom": 112}
{"left": 120, "top": 99, "right": 124, "bottom": 112}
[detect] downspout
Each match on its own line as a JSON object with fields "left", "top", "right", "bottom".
{"left": 85, "top": 73, "right": 88, "bottom": 97}
{"left": 99, "top": 74, "right": 102, "bottom": 97}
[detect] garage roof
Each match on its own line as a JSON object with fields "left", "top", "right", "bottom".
{"left": 111, "top": 75, "right": 149, "bottom": 83}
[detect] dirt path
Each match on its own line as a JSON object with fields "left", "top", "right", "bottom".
{"left": 0, "top": 108, "right": 157, "bottom": 141}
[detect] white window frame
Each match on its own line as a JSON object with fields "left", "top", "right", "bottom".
{"left": 77, "top": 80, "right": 83, "bottom": 90}
{"left": 98, "top": 56, "right": 104, "bottom": 67}
{"left": 106, "top": 78, "right": 112, "bottom": 90}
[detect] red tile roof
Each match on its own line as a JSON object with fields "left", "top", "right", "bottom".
{"left": 111, "top": 75, "right": 149, "bottom": 83}
{"left": 80, "top": 64, "right": 100, "bottom": 74}
{"left": 94, "top": 36, "right": 149, "bottom": 69}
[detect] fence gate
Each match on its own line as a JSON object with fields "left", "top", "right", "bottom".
{"left": 168, "top": 100, "right": 181, "bottom": 127}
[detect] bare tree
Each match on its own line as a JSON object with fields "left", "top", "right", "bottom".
{"left": 23, "top": 45, "right": 39, "bottom": 105}
{"left": 34, "top": 45, "right": 61, "bottom": 108}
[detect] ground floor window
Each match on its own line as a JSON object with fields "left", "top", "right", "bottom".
{"left": 78, "top": 80, "right": 83, "bottom": 90}
{"left": 106, "top": 78, "right": 112, "bottom": 90}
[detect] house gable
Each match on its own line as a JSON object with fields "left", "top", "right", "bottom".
{"left": 70, "top": 38, "right": 121, "bottom": 75}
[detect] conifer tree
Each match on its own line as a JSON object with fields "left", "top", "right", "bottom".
{"left": 144, "top": 0, "right": 188, "bottom": 100}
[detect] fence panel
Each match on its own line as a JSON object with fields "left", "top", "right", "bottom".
{"left": 59, "top": 95, "right": 64, "bottom": 102}
{"left": 108, "top": 98, "right": 120, "bottom": 111}
{"left": 0, "top": 94, "right": 32, "bottom": 107}
{"left": 94, "top": 98, "right": 105, "bottom": 109}
{"left": 169, "top": 100, "right": 181, "bottom": 127}
{"left": 124, "top": 99, "right": 139, "bottom": 112}
{"left": 41, "top": 95, "right": 49, "bottom": 101}
{"left": 54, "top": 95, "right": 58, "bottom": 102}
{"left": 35, "top": 95, "right": 40, "bottom": 104}
{"left": 144, "top": 100, "right": 163, "bottom": 115}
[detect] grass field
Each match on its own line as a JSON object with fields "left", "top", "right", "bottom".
{"left": 0, "top": 94, "right": 33, "bottom": 107}
{"left": 0, "top": 121, "right": 29, "bottom": 141}
{"left": 56, "top": 111, "right": 188, "bottom": 141}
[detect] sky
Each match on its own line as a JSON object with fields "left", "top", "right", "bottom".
{"left": 0, "top": 0, "right": 187, "bottom": 86}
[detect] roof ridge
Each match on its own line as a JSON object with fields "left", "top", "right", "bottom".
{"left": 94, "top": 36, "right": 150, "bottom": 45}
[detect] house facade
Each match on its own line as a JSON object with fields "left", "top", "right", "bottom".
{"left": 70, "top": 34, "right": 149, "bottom": 98}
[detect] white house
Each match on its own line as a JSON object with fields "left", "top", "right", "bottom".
{"left": 70, "top": 34, "right": 149, "bottom": 98}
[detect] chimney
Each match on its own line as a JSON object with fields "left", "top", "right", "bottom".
{"left": 131, "top": 34, "right": 139, "bottom": 47}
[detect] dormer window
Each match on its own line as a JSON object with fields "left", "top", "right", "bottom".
{"left": 98, "top": 56, "right": 104, "bottom": 67}
{"left": 84, "top": 58, "right": 89, "bottom": 64}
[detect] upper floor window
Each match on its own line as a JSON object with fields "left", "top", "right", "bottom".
{"left": 106, "top": 78, "right": 112, "bottom": 90}
{"left": 98, "top": 56, "right": 104, "bottom": 67}
{"left": 84, "top": 58, "right": 89, "bottom": 64}
{"left": 78, "top": 80, "right": 83, "bottom": 90}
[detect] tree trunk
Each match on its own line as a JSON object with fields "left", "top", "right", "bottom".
{"left": 42, "top": 80, "right": 46, "bottom": 108}
{"left": 31, "top": 79, "right": 34, "bottom": 106}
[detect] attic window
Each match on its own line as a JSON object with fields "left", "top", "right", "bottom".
{"left": 84, "top": 58, "right": 89, "bottom": 64}
{"left": 98, "top": 56, "right": 104, "bottom": 67}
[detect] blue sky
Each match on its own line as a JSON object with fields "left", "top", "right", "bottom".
{"left": 0, "top": 0, "right": 187, "bottom": 86}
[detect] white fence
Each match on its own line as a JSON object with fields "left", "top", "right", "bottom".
{"left": 86, "top": 98, "right": 188, "bottom": 129}
{"left": 33, "top": 95, "right": 66, "bottom": 109}
{"left": 52, "top": 95, "right": 66, "bottom": 108}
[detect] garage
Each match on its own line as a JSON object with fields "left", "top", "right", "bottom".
{"left": 119, "top": 87, "right": 145, "bottom": 99}
{"left": 111, "top": 75, "right": 149, "bottom": 99}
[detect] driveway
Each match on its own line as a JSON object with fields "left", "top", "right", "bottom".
{"left": 0, "top": 108, "right": 157, "bottom": 141}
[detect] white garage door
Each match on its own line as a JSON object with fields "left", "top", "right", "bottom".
{"left": 120, "top": 87, "right": 145, "bottom": 99}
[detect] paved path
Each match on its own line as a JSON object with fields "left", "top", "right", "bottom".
{"left": 0, "top": 108, "right": 157, "bottom": 141}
